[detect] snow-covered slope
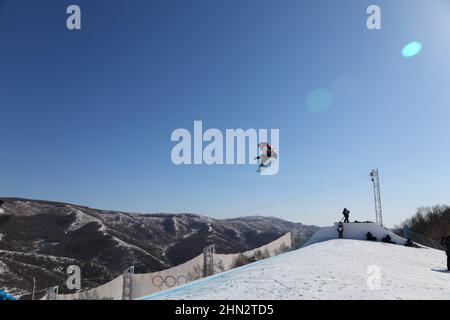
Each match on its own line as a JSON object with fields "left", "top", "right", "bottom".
{"left": 140, "top": 239, "right": 450, "bottom": 300}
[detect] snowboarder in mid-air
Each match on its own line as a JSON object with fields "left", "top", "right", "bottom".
{"left": 342, "top": 208, "right": 350, "bottom": 223}
{"left": 255, "top": 142, "right": 278, "bottom": 173}
{"left": 440, "top": 236, "right": 450, "bottom": 271}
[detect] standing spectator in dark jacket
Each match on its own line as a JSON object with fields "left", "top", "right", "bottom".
{"left": 440, "top": 236, "right": 450, "bottom": 271}
{"left": 342, "top": 208, "right": 350, "bottom": 223}
{"left": 337, "top": 222, "right": 344, "bottom": 239}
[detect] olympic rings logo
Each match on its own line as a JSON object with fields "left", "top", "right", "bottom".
{"left": 151, "top": 275, "right": 188, "bottom": 290}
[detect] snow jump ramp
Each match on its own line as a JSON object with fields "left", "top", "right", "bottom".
{"left": 136, "top": 223, "right": 450, "bottom": 300}
{"left": 138, "top": 238, "right": 449, "bottom": 300}
{"left": 303, "top": 222, "right": 407, "bottom": 247}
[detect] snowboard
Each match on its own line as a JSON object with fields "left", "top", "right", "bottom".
{"left": 431, "top": 269, "right": 450, "bottom": 273}
{"left": 256, "top": 161, "right": 272, "bottom": 174}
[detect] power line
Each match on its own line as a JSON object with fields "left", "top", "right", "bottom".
{"left": 238, "top": 174, "right": 368, "bottom": 216}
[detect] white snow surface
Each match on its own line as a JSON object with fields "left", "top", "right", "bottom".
{"left": 140, "top": 239, "right": 450, "bottom": 300}
{"left": 68, "top": 209, "right": 105, "bottom": 231}
{"left": 0, "top": 260, "right": 9, "bottom": 273}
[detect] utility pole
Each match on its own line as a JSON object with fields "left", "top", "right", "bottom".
{"left": 300, "top": 224, "right": 303, "bottom": 240}
{"left": 31, "top": 277, "right": 36, "bottom": 300}
{"left": 370, "top": 169, "right": 383, "bottom": 227}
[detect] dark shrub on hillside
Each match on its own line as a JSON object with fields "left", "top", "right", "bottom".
{"left": 401, "top": 205, "right": 450, "bottom": 240}
{"left": 232, "top": 253, "right": 257, "bottom": 268}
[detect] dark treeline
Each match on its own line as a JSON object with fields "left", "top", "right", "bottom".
{"left": 400, "top": 205, "right": 450, "bottom": 240}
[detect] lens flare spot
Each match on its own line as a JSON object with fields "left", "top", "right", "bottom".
{"left": 402, "top": 41, "right": 422, "bottom": 58}
{"left": 306, "top": 89, "right": 333, "bottom": 113}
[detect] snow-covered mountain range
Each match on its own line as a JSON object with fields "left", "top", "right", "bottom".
{"left": 0, "top": 198, "right": 317, "bottom": 298}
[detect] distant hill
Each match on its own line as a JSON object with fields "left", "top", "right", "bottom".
{"left": 0, "top": 197, "right": 318, "bottom": 298}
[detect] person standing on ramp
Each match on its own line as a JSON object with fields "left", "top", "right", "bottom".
{"left": 440, "top": 236, "right": 450, "bottom": 271}
{"left": 342, "top": 208, "right": 350, "bottom": 223}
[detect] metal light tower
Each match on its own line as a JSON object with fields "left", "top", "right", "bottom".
{"left": 203, "top": 245, "right": 215, "bottom": 277}
{"left": 370, "top": 169, "right": 383, "bottom": 227}
{"left": 122, "top": 266, "right": 134, "bottom": 300}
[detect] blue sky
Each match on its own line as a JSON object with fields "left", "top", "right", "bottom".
{"left": 1, "top": 0, "right": 450, "bottom": 227}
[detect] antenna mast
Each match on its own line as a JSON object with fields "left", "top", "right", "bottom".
{"left": 370, "top": 169, "right": 383, "bottom": 227}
